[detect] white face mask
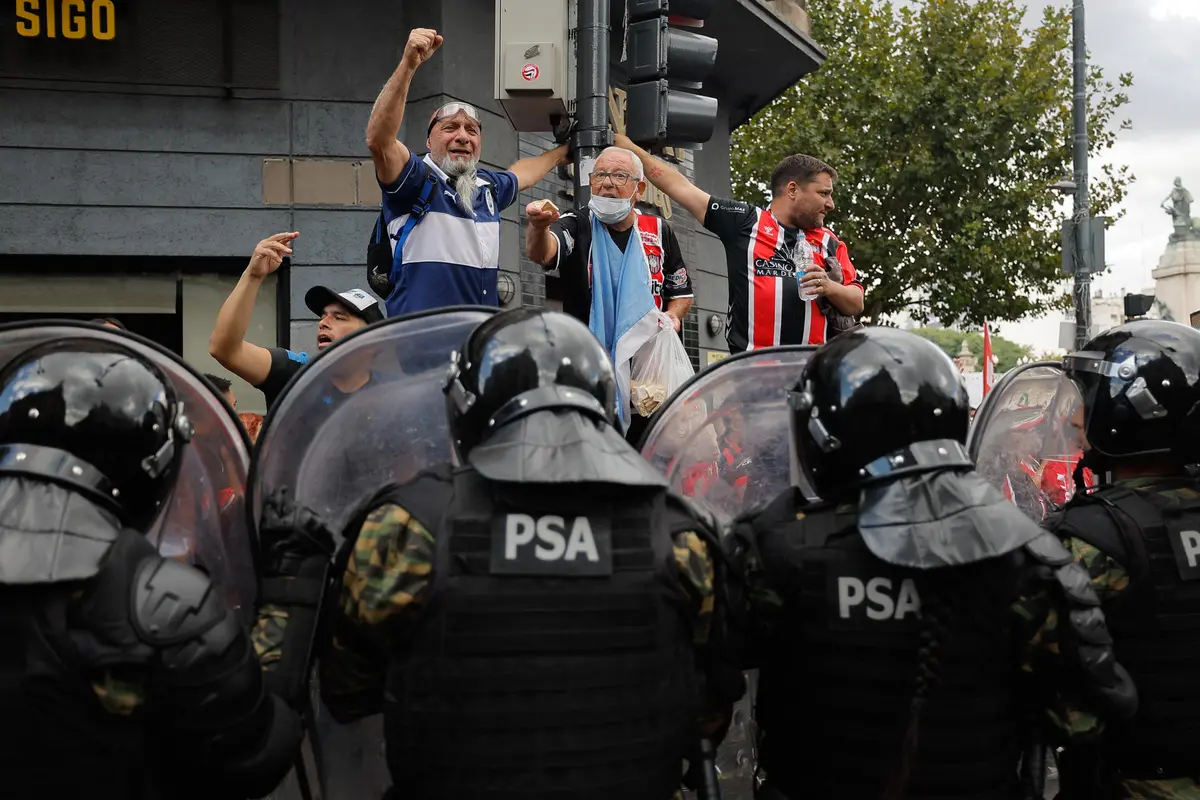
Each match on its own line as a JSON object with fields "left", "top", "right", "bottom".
{"left": 589, "top": 194, "right": 633, "bottom": 225}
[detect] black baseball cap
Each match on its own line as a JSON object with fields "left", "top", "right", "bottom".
{"left": 304, "top": 286, "right": 384, "bottom": 324}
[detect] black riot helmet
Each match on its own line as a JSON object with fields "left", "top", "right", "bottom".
{"left": 444, "top": 307, "right": 620, "bottom": 459}
{"left": 0, "top": 338, "right": 193, "bottom": 529}
{"left": 1064, "top": 319, "right": 1200, "bottom": 461}
{"left": 790, "top": 327, "right": 972, "bottom": 499}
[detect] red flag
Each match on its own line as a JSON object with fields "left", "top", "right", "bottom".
{"left": 983, "top": 322, "right": 995, "bottom": 397}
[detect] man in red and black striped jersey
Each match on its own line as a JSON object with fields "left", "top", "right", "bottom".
{"left": 615, "top": 134, "right": 864, "bottom": 352}
{"left": 525, "top": 146, "right": 694, "bottom": 331}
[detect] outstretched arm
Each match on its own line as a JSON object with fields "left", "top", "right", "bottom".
{"left": 509, "top": 144, "right": 571, "bottom": 191}
{"left": 614, "top": 134, "right": 712, "bottom": 225}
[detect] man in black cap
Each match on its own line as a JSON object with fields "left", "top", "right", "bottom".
{"left": 210, "top": 231, "right": 384, "bottom": 409}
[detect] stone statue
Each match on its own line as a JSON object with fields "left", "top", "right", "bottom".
{"left": 1162, "top": 177, "right": 1196, "bottom": 239}
{"left": 955, "top": 339, "right": 978, "bottom": 373}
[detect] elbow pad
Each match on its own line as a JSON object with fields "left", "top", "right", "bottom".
{"left": 1024, "top": 532, "right": 1139, "bottom": 720}
{"left": 133, "top": 555, "right": 300, "bottom": 791}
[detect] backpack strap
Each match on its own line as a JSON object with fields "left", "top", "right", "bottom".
{"left": 392, "top": 171, "right": 440, "bottom": 261}
{"left": 366, "top": 171, "right": 441, "bottom": 303}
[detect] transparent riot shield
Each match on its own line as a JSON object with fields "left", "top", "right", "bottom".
{"left": 639, "top": 346, "right": 814, "bottom": 800}
{"left": 640, "top": 346, "right": 817, "bottom": 525}
{"left": 0, "top": 321, "right": 256, "bottom": 622}
{"left": 967, "top": 361, "right": 1093, "bottom": 521}
{"left": 250, "top": 306, "right": 495, "bottom": 542}
{"left": 250, "top": 306, "right": 495, "bottom": 800}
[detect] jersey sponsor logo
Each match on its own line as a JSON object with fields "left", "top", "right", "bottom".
{"left": 490, "top": 513, "right": 614, "bottom": 576}
{"left": 665, "top": 267, "right": 688, "bottom": 288}
{"left": 1166, "top": 520, "right": 1200, "bottom": 581}
{"left": 830, "top": 574, "right": 921, "bottom": 627}
{"left": 713, "top": 198, "right": 748, "bottom": 214}
{"left": 754, "top": 237, "right": 815, "bottom": 279}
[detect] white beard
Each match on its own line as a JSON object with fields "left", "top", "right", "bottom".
{"left": 439, "top": 155, "right": 480, "bottom": 215}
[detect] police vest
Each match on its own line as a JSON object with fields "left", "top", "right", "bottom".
{"left": 1, "top": 525, "right": 158, "bottom": 798}
{"left": 1052, "top": 482, "right": 1200, "bottom": 777}
{"left": 747, "top": 491, "right": 1026, "bottom": 800}
{"left": 588, "top": 213, "right": 669, "bottom": 310}
{"left": 377, "top": 466, "right": 702, "bottom": 800}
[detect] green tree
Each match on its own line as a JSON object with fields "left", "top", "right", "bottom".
{"left": 909, "top": 327, "right": 1032, "bottom": 372}
{"left": 730, "top": 0, "right": 1133, "bottom": 325}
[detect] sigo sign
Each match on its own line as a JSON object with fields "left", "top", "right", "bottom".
{"left": 16, "top": 0, "right": 116, "bottom": 40}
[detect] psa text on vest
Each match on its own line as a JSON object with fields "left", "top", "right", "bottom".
{"left": 491, "top": 513, "right": 614, "bottom": 577}
{"left": 836, "top": 576, "right": 921, "bottom": 622}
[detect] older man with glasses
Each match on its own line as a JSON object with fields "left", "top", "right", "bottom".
{"left": 525, "top": 146, "right": 693, "bottom": 331}
{"left": 365, "top": 28, "right": 569, "bottom": 317}
{"left": 526, "top": 145, "right": 694, "bottom": 445}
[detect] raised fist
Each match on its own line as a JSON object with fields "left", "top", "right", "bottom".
{"left": 525, "top": 199, "right": 561, "bottom": 229}
{"left": 404, "top": 28, "right": 444, "bottom": 68}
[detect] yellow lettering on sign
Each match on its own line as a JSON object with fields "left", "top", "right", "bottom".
{"left": 14, "top": 0, "right": 115, "bottom": 40}
{"left": 16, "top": 0, "right": 40, "bottom": 37}
{"left": 92, "top": 0, "right": 113, "bottom": 39}
{"left": 63, "top": 0, "right": 84, "bottom": 39}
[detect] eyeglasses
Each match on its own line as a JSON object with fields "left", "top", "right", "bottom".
{"left": 428, "top": 102, "right": 481, "bottom": 135}
{"left": 590, "top": 171, "right": 636, "bottom": 187}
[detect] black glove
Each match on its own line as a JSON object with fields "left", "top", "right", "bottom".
{"left": 259, "top": 486, "right": 336, "bottom": 578}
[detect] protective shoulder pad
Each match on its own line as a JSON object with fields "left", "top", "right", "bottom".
{"left": 334, "top": 468, "right": 456, "bottom": 577}
{"left": 392, "top": 465, "right": 456, "bottom": 535}
{"left": 747, "top": 487, "right": 812, "bottom": 531}
{"left": 131, "top": 555, "right": 226, "bottom": 647}
{"left": 664, "top": 489, "right": 718, "bottom": 539}
{"left": 1048, "top": 492, "right": 1130, "bottom": 565}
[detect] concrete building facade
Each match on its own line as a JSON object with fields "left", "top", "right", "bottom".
{"left": 1, "top": 0, "right": 823, "bottom": 413}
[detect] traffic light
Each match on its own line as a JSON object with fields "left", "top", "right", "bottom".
{"left": 624, "top": 0, "right": 719, "bottom": 148}
{"left": 1124, "top": 293, "right": 1155, "bottom": 320}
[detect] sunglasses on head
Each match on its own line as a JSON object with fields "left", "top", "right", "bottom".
{"left": 428, "top": 103, "right": 482, "bottom": 135}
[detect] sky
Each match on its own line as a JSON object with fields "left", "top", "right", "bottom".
{"left": 989, "top": 0, "right": 1200, "bottom": 354}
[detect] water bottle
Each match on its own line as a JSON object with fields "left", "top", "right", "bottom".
{"left": 795, "top": 238, "right": 819, "bottom": 301}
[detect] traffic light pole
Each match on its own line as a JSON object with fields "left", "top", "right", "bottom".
{"left": 573, "top": 0, "right": 611, "bottom": 210}
{"left": 1071, "top": 0, "right": 1092, "bottom": 350}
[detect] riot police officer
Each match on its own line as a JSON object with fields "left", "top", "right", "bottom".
{"left": 726, "top": 327, "right": 1136, "bottom": 800}
{"left": 0, "top": 336, "right": 301, "bottom": 799}
{"left": 255, "top": 307, "right": 739, "bottom": 800}
{"left": 1043, "top": 320, "right": 1200, "bottom": 798}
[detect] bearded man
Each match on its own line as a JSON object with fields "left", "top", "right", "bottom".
{"left": 365, "top": 28, "right": 569, "bottom": 316}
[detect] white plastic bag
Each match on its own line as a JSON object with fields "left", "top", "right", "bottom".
{"left": 629, "top": 312, "right": 696, "bottom": 418}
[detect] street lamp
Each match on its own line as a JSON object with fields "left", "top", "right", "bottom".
{"left": 1050, "top": 176, "right": 1077, "bottom": 195}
